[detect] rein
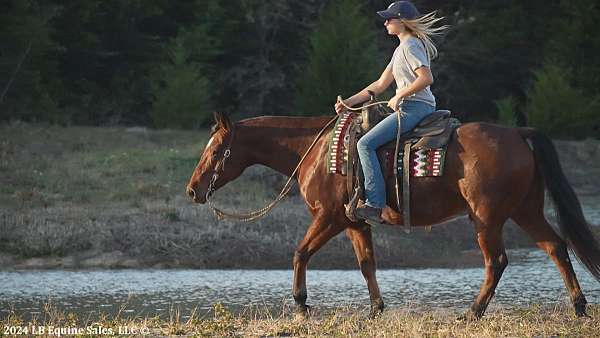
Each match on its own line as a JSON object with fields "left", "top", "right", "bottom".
{"left": 337, "top": 95, "right": 389, "bottom": 111}
{"left": 205, "top": 98, "right": 390, "bottom": 222}
{"left": 205, "top": 115, "right": 338, "bottom": 222}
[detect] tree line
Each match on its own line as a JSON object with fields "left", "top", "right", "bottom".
{"left": 1, "top": 0, "right": 598, "bottom": 138}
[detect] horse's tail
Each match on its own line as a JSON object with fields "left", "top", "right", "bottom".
{"left": 519, "top": 127, "right": 600, "bottom": 282}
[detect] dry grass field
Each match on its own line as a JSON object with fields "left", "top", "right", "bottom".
{"left": 2, "top": 301, "right": 600, "bottom": 337}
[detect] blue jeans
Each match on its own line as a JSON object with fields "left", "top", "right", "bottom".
{"left": 357, "top": 100, "right": 436, "bottom": 208}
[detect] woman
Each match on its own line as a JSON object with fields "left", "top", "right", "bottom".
{"left": 334, "top": 1, "right": 449, "bottom": 224}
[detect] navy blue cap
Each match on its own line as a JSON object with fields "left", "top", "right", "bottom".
{"left": 377, "top": 1, "right": 420, "bottom": 20}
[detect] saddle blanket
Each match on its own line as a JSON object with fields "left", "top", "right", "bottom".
{"left": 327, "top": 113, "right": 448, "bottom": 177}
{"left": 327, "top": 112, "right": 355, "bottom": 175}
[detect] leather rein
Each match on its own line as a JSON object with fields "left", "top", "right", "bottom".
{"left": 204, "top": 99, "right": 390, "bottom": 222}
{"left": 205, "top": 115, "right": 337, "bottom": 222}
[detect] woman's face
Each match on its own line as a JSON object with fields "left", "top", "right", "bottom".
{"left": 384, "top": 18, "right": 405, "bottom": 35}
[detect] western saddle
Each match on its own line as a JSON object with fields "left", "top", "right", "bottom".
{"left": 344, "top": 94, "right": 460, "bottom": 231}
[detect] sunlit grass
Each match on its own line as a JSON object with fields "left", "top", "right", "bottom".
{"left": 2, "top": 301, "right": 599, "bottom": 337}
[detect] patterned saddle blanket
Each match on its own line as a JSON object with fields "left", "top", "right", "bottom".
{"left": 327, "top": 111, "right": 457, "bottom": 178}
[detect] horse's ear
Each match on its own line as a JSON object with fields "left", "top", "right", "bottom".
{"left": 213, "top": 111, "right": 232, "bottom": 131}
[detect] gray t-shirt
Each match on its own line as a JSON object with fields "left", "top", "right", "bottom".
{"left": 386, "top": 36, "right": 436, "bottom": 107}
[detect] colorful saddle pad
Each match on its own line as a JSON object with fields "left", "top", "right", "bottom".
{"left": 381, "top": 146, "right": 447, "bottom": 177}
{"left": 327, "top": 112, "right": 356, "bottom": 175}
{"left": 326, "top": 114, "right": 448, "bottom": 178}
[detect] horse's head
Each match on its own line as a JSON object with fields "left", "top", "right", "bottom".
{"left": 186, "top": 112, "right": 247, "bottom": 204}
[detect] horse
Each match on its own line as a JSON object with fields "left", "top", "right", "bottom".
{"left": 186, "top": 111, "right": 600, "bottom": 319}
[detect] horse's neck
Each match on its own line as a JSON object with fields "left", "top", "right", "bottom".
{"left": 238, "top": 116, "right": 332, "bottom": 177}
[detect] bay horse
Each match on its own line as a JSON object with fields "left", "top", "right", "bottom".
{"left": 186, "top": 111, "right": 600, "bottom": 319}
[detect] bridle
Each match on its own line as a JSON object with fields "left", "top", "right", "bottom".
{"left": 205, "top": 127, "right": 235, "bottom": 202}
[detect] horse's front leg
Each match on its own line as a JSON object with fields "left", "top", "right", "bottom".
{"left": 346, "top": 225, "right": 384, "bottom": 318}
{"left": 293, "top": 212, "right": 344, "bottom": 317}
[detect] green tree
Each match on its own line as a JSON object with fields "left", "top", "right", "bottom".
{"left": 544, "top": 0, "right": 600, "bottom": 95}
{"left": 294, "top": 0, "right": 381, "bottom": 116}
{"left": 433, "top": 0, "right": 562, "bottom": 121}
{"left": 526, "top": 62, "right": 599, "bottom": 139}
{"left": 213, "top": 0, "right": 321, "bottom": 117}
{"left": 49, "top": 0, "right": 169, "bottom": 125}
{"left": 148, "top": 0, "right": 227, "bottom": 129}
{"left": 495, "top": 95, "right": 517, "bottom": 127}
{"left": 150, "top": 37, "right": 211, "bottom": 129}
{"left": 0, "top": 1, "right": 61, "bottom": 122}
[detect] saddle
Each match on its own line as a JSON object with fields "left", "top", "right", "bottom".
{"left": 343, "top": 95, "right": 460, "bottom": 231}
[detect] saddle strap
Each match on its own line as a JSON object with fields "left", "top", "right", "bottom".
{"left": 402, "top": 141, "right": 412, "bottom": 233}
{"left": 393, "top": 113, "right": 402, "bottom": 215}
{"left": 344, "top": 120, "right": 362, "bottom": 223}
{"left": 347, "top": 121, "right": 358, "bottom": 199}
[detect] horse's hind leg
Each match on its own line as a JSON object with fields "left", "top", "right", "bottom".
{"left": 464, "top": 218, "right": 509, "bottom": 320}
{"left": 346, "top": 225, "right": 384, "bottom": 318}
{"left": 511, "top": 181, "right": 588, "bottom": 316}
{"left": 458, "top": 183, "right": 510, "bottom": 319}
{"left": 293, "top": 212, "right": 345, "bottom": 317}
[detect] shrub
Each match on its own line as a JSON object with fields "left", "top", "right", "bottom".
{"left": 526, "top": 62, "right": 600, "bottom": 139}
{"left": 495, "top": 95, "right": 517, "bottom": 126}
{"left": 150, "top": 36, "right": 212, "bottom": 129}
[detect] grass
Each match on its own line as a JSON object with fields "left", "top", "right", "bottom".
{"left": 0, "top": 122, "right": 599, "bottom": 269}
{"left": 2, "top": 301, "right": 600, "bottom": 337}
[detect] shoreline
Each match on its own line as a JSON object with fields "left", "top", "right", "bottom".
{"left": 0, "top": 248, "right": 487, "bottom": 271}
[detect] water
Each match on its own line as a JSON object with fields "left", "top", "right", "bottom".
{"left": 1, "top": 249, "right": 599, "bottom": 319}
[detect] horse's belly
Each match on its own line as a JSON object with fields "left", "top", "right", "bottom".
{"left": 383, "top": 176, "right": 467, "bottom": 226}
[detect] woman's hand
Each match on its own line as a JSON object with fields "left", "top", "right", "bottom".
{"left": 387, "top": 94, "right": 403, "bottom": 111}
{"left": 334, "top": 97, "right": 348, "bottom": 115}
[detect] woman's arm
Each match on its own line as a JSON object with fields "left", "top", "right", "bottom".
{"left": 347, "top": 66, "right": 395, "bottom": 106}
{"left": 396, "top": 66, "right": 433, "bottom": 98}
{"left": 387, "top": 66, "right": 433, "bottom": 110}
{"left": 335, "top": 66, "right": 394, "bottom": 113}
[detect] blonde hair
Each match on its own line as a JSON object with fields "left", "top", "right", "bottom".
{"left": 401, "top": 11, "right": 450, "bottom": 60}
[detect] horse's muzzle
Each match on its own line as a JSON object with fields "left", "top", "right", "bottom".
{"left": 186, "top": 186, "right": 206, "bottom": 204}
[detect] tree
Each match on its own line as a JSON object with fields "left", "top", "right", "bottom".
{"left": 543, "top": 0, "right": 600, "bottom": 101}
{"left": 433, "top": 0, "right": 562, "bottom": 121}
{"left": 212, "top": 0, "right": 321, "bottom": 118}
{"left": 49, "top": 0, "right": 169, "bottom": 125}
{"left": 0, "top": 1, "right": 61, "bottom": 122}
{"left": 526, "top": 62, "right": 599, "bottom": 139}
{"left": 149, "top": 37, "right": 211, "bottom": 130}
{"left": 148, "top": 0, "right": 228, "bottom": 129}
{"left": 295, "top": 0, "right": 381, "bottom": 116}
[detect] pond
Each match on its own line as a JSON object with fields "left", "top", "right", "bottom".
{"left": 1, "top": 249, "right": 599, "bottom": 320}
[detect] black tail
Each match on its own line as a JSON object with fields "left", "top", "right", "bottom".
{"left": 522, "top": 128, "right": 600, "bottom": 282}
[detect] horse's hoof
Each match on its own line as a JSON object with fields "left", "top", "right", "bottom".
{"left": 294, "top": 304, "right": 311, "bottom": 320}
{"left": 574, "top": 301, "right": 590, "bottom": 318}
{"left": 575, "top": 308, "right": 591, "bottom": 319}
{"left": 369, "top": 309, "right": 383, "bottom": 319}
{"left": 369, "top": 300, "right": 384, "bottom": 319}
{"left": 455, "top": 311, "right": 481, "bottom": 322}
